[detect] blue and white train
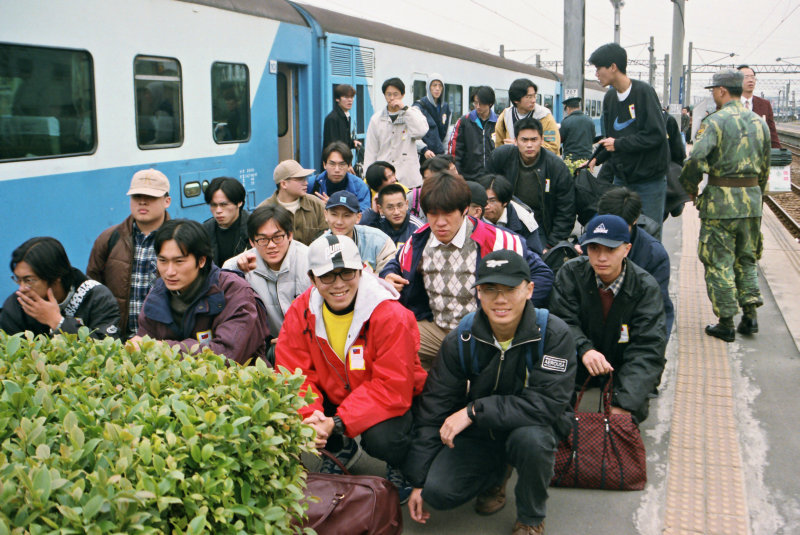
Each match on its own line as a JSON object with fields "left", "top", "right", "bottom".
{"left": 0, "top": 0, "right": 605, "bottom": 297}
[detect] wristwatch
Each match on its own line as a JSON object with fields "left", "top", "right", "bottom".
{"left": 332, "top": 415, "right": 345, "bottom": 435}
{"left": 50, "top": 316, "right": 65, "bottom": 334}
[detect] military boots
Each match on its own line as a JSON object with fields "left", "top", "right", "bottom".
{"left": 706, "top": 317, "right": 735, "bottom": 342}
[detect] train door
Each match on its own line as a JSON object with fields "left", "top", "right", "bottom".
{"left": 328, "top": 43, "right": 375, "bottom": 160}
{"left": 277, "top": 63, "right": 300, "bottom": 162}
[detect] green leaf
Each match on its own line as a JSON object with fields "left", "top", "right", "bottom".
{"left": 232, "top": 416, "right": 251, "bottom": 427}
{"left": 33, "top": 467, "right": 51, "bottom": 502}
{"left": 4, "top": 335, "right": 20, "bottom": 358}
{"left": 201, "top": 444, "right": 213, "bottom": 462}
{"left": 1, "top": 380, "right": 20, "bottom": 396}
{"left": 187, "top": 514, "right": 206, "bottom": 535}
{"left": 83, "top": 494, "right": 104, "bottom": 520}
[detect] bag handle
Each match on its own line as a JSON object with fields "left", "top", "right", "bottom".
{"left": 574, "top": 371, "right": 614, "bottom": 416}
{"left": 318, "top": 449, "right": 352, "bottom": 476}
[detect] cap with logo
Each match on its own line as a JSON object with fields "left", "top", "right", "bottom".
{"left": 580, "top": 214, "right": 630, "bottom": 248}
{"left": 274, "top": 159, "right": 315, "bottom": 184}
{"left": 308, "top": 234, "right": 363, "bottom": 276}
{"left": 325, "top": 190, "right": 361, "bottom": 213}
{"left": 127, "top": 169, "right": 170, "bottom": 197}
{"left": 473, "top": 249, "right": 531, "bottom": 288}
{"left": 704, "top": 68, "right": 744, "bottom": 90}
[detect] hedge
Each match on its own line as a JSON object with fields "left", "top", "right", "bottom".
{"left": 0, "top": 329, "right": 316, "bottom": 534}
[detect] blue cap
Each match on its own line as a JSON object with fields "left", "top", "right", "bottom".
{"left": 581, "top": 214, "right": 630, "bottom": 248}
{"left": 325, "top": 191, "right": 361, "bottom": 213}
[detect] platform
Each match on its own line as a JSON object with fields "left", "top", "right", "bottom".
{"left": 345, "top": 206, "right": 800, "bottom": 534}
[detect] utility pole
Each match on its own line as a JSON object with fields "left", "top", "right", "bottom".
{"left": 610, "top": 0, "right": 624, "bottom": 43}
{"left": 663, "top": 54, "right": 670, "bottom": 107}
{"left": 648, "top": 36, "right": 656, "bottom": 86}
{"left": 499, "top": 44, "right": 505, "bottom": 58}
{"left": 685, "top": 41, "right": 693, "bottom": 108}
{"left": 564, "top": 0, "right": 586, "bottom": 108}
{"left": 669, "top": 0, "right": 685, "bottom": 123}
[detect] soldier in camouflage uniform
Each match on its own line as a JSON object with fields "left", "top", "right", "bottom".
{"left": 679, "top": 69, "right": 771, "bottom": 342}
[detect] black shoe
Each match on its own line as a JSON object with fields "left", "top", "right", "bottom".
{"left": 737, "top": 316, "right": 758, "bottom": 335}
{"left": 705, "top": 323, "right": 735, "bottom": 342}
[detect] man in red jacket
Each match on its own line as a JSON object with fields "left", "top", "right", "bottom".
{"left": 276, "top": 234, "right": 427, "bottom": 502}
{"left": 738, "top": 65, "right": 781, "bottom": 149}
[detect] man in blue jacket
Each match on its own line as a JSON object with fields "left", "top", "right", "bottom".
{"left": 308, "top": 141, "right": 371, "bottom": 212}
{"left": 452, "top": 86, "right": 497, "bottom": 181}
{"left": 381, "top": 172, "right": 553, "bottom": 368}
{"left": 414, "top": 74, "right": 451, "bottom": 160}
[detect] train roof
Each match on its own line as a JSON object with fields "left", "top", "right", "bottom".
{"left": 295, "top": 2, "right": 560, "bottom": 82}
{"left": 179, "top": 0, "right": 309, "bottom": 27}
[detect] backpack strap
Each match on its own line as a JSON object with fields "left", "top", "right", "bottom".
{"left": 525, "top": 308, "right": 549, "bottom": 385}
{"left": 107, "top": 229, "right": 120, "bottom": 254}
{"left": 457, "top": 311, "right": 478, "bottom": 376}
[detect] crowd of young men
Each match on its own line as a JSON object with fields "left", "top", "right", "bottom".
{"left": 3, "top": 40, "right": 775, "bottom": 535}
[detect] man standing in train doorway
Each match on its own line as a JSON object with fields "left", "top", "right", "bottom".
{"left": 679, "top": 69, "right": 771, "bottom": 342}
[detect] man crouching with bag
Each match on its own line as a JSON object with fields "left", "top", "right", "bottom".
{"left": 276, "top": 234, "right": 427, "bottom": 503}
{"left": 403, "top": 250, "right": 576, "bottom": 535}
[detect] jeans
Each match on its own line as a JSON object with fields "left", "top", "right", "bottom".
{"left": 613, "top": 175, "right": 666, "bottom": 240}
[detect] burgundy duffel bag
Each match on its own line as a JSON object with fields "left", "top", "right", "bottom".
{"left": 551, "top": 373, "right": 647, "bottom": 490}
{"left": 299, "top": 450, "right": 403, "bottom": 535}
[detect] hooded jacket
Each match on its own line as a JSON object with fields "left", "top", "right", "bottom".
{"left": 451, "top": 108, "right": 498, "bottom": 180}
{"left": 0, "top": 267, "right": 120, "bottom": 339}
{"left": 307, "top": 170, "right": 372, "bottom": 213}
{"left": 276, "top": 271, "right": 428, "bottom": 437}
{"left": 495, "top": 104, "right": 561, "bottom": 154}
{"left": 380, "top": 216, "right": 554, "bottom": 319}
{"left": 493, "top": 200, "right": 543, "bottom": 255}
{"left": 137, "top": 265, "right": 268, "bottom": 365}
{"left": 488, "top": 144, "right": 576, "bottom": 248}
{"left": 364, "top": 105, "right": 429, "bottom": 189}
{"left": 413, "top": 74, "right": 452, "bottom": 156}
{"left": 403, "top": 302, "right": 576, "bottom": 487}
{"left": 548, "top": 257, "right": 666, "bottom": 422}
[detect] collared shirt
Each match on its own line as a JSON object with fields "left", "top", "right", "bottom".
{"left": 596, "top": 260, "right": 627, "bottom": 297}
{"left": 741, "top": 96, "right": 753, "bottom": 110}
{"left": 428, "top": 215, "right": 469, "bottom": 249}
{"left": 128, "top": 221, "right": 159, "bottom": 335}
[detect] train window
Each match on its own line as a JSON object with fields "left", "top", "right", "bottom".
{"left": 543, "top": 95, "right": 554, "bottom": 113}
{"left": 276, "top": 72, "right": 288, "bottom": 137}
{"left": 494, "top": 89, "right": 509, "bottom": 115}
{"left": 0, "top": 44, "right": 96, "bottom": 162}
{"left": 444, "top": 84, "right": 463, "bottom": 120}
{"left": 134, "top": 56, "right": 182, "bottom": 149}
{"left": 356, "top": 84, "right": 370, "bottom": 136}
{"left": 468, "top": 86, "right": 479, "bottom": 110}
{"left": 211, "top": 62, "right": 250, "bottom": 144}
{"left": 413, "top": 80, "right": 426, "bottom": 102}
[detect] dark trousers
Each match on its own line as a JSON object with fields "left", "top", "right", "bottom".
{"left": 323, "top": 396, "right": 413, "bottom": 468}
{"left": 421, "top": 424, "right": 557, "bottom": 526}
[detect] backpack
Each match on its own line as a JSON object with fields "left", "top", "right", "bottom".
{"left": 456, "top": 308, "right": 548, "bottom": 380}
{"left": 542, "top": 240, "right": 580, "bottom": 277}
{"left": 574, "top": 167, "right": 614, "bottom": 226}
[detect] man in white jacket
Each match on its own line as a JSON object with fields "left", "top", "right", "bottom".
{"left": 364, "top": 77, "right": 429, "bottom": 189}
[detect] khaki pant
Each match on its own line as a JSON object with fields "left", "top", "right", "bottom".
{"left": 417, "top": 320, "right": 452, "bottom": 370}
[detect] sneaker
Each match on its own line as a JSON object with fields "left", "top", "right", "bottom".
{"left": 512, "top": 520, "right": 545, "bottom": 535}
{"left": 320, "top": 436, "right": 361, "bottom": 474}
{"left": 386, "top": 465, "right": 413, "bottom": 505}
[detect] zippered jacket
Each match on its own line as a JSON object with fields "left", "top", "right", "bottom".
{"left": 403, "top": 302, "right": 576, "bottom": 488}
{"left": 451, "top": 109, "right": 498, "bottom": 180}
{"left": 275, "top": 271, "right": 427, "bottom": 437}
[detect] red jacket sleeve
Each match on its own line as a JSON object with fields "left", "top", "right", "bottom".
{"left": 336, "top": 302, "right": 422, "bottom": 437}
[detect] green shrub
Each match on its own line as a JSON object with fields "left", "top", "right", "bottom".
{"left": 0, "top": 329, "right": 316, "bottom": 534}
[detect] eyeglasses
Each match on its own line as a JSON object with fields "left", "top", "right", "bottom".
{"left": 317, "top": 269, "right": 357, "bottom": 284}
{"left": 253, "top": 233, "right": 286, "bottom": 246}
{"left": 479, "top": 284, "right": 524, "bottom": 300}
{"left": 210, "top": 201, "right": 233, "bottom": 209}
{"left": 326, "top": 161, "right": 348, "bottom": 169}
{"left": 486, "top": 197, "right": 502, "bottom": 205}
{"left": 11, "top": 274, "right": 40, "bottom": 286}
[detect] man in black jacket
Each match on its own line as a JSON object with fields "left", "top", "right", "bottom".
{"left": 405, "top": 250, "right": 576, "bottom": 535}
{"left": 587, "top": 42, "right": 669, "bottom": 240}
{"left": 202, "top": 176, "right": 250, "bottom": 267}
{"left": 559, "top": 97, "right": 595, "bottom": 161}
{"left": 322, "top": 84, "right": 361, "bottom": 153}
{"left": 452, "top": 86, "right": 497, "bottom": 181}
{"left": 488, "top": 117, "right": 576, "bottom": 250}
{"left": 549, "top": 214, "right": 666, "bottom": 423}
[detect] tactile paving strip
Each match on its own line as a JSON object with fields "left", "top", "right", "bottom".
{"left": 662, "top": 206, "right": 749, "bottom": 534}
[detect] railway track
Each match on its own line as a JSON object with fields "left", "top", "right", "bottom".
{"left": 765, "top": 182, "right": 800, "bottom": 239}
{"left": 777, "top": 126, "right": 800, "bottom": 157}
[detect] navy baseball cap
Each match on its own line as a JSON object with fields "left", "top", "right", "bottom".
{"left": 581, "top": 214, "right": 630, "bottom": 248}
{"left": 473, "top": 250, "right": 531, "bottom": 288}
{"left": 325, "top": 191, "right": 361, "bottom": 213}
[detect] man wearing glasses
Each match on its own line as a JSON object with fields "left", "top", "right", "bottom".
{"left": 307, "top": 141, "right": 372, "bottom": 212}
{"left": 404, "top": 249, "right": 576, "bottom": 535}
{"left": 738, "top": 65, "right": 781, "bottom": 149}
{"left": 259, "top": 160, "right": 327, "bottom": 246}
{"left": 223, "top": 204, "right": 310, "bottom": 359}
{"left": 276, "top": 234, "right": 427, "bottom": 502}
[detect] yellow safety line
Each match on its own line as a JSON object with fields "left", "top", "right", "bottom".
{"left": 662, "top": 205, "right": 749, "bottom": 535}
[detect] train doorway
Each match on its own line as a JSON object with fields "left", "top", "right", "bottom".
{"left": 277, "top": 63, "right": 300, "bottom": 162}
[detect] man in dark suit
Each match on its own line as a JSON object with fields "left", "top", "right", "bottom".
{"left": 738, "top": 65, "right": 781, "bottom": 149}
{"left": 322, "top": 84, "right": 361, "bottom": 154}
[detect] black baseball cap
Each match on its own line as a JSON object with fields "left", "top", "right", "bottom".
{"left": 473, "top": 250, "right": 531, "bottom": 288}
{"left": 467, "top": 181, "right": 488, "bottom": 208}
{"left": 581, "top": 214, "right": 630, "bottom": 248}
{"left": 325, "top": 191, "right": 361, "bottom": 213}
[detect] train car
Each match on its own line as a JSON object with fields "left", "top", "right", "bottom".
{"left": 0, "top": 0, "right": 601, "bottom": 299}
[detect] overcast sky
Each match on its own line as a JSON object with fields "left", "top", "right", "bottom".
{"left": 299, "top": 0, "right": 799, "bottom": 102}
